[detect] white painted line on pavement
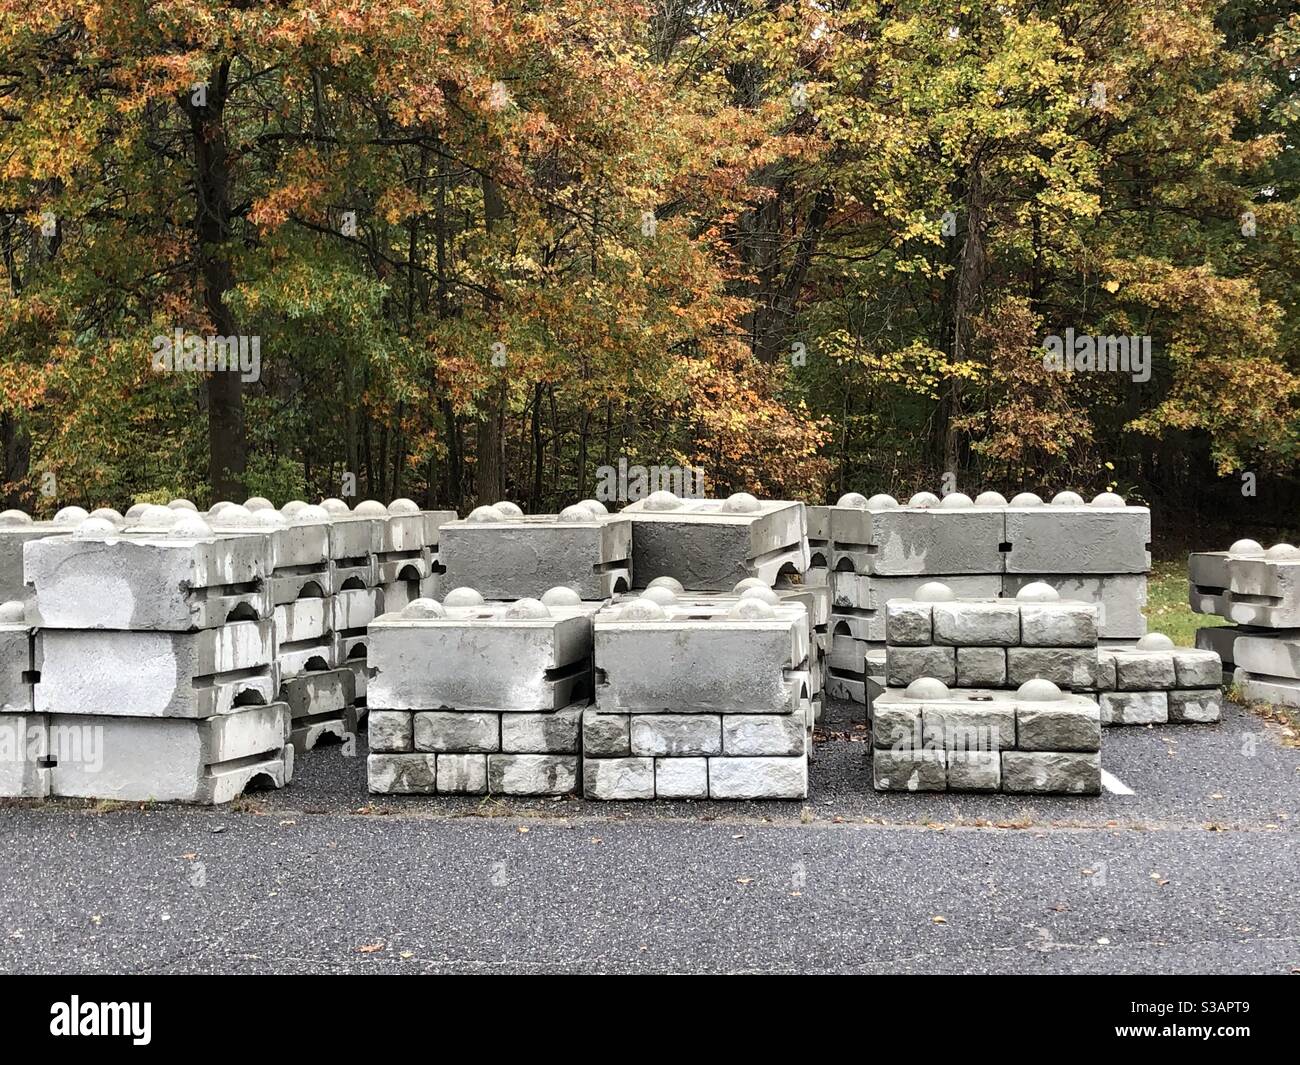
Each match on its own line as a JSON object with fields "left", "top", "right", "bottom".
{"left": 1101, "top": 770, "right": 1134, "bottom": 795}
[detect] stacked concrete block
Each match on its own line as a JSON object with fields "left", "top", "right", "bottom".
{"left": 21, "top": 517, "right": 294, "bottom": 803}
{"left": 440, "top": 500, "right": 631, "bottom": 600}
{"left": 0, "top": 507, "right": 100, "bottom": 606}
{"left": 1190, "top": 539, "right": 1300, "bottom": 705}
{"left": 872, "top": 677, "right": 1101, "bottom": 794}
{"left": 585, "top": 592, "right": 811, "bottom": 799}
{"left": 620, "top": 492, "right": 809, "bottom": 591}
{"left": 366, "top": 588, "right": 594, "bottom": 796}
{"left": 1090, "top": 633, "right": 1223, "bottom": 724}
{"left": 0, "top": 600, "right": 45, "bottom": 797}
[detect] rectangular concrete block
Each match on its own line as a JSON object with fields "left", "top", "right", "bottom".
{"left": 1099, "top": 690, "right": 1168, "bottom": 725}
{"left": 0, "top": 712, "right": 49, "bottom": 797}
{"left": 1018, "top": 602, "right": 1097, "bottom": 647}
{"left": 921, "top": 703, "right": 1016, "bottom": 753}
{"left": 654, "top": 756, "right": 708, "bottom": 798}
{"left": 582, "top": 709, "right": 630, "bottom": 756}
{"left": 1195, "top": 624, "right": 1250, "bottom": 669}
{"left": 630, "top": 714, "right": 722, "bottom": 756}
{"left": 1230, "top": 633, "right": 1300, "bottom": 680}
{"left": 885, "top": 645, "right": 956, "bottom": 687}
{"left": 947, "top": 750, "right": 1000, "bottom": 791}
{"left": 932, "top": 601, "right": 1020, "bottom": 646}
{"left": 1114, "top": 650, "right": 1177, "bottom": 690}
{"left": 1005, "top": 646, "right": 1100, "bottom": 690}
{"left": 368, "top": 752, "right": 437, "bottom": 794}
{"left": 830, "top": 504, "right": 1004, "bottom": 576}
{"left": 1003, "top": 573, "right": 1148, "bottom": 639}
{"left": 413, "top": 711, "right": 500, "bottom": 753}
{"left": 1001, "top": 751, "right": 1101, "bottom": 794}
{"left": 1170, "top": 648, "right": 1222, "bottom": 688}
{"left": 1233, "top": 668, "right": 1300, "bottom": 707}
{"left": 1015, "top": 703, "right": 1102, "bottom": 751}
{"left": 1168, "top": 689, "right": 1222, "bottom": 723}
{"left": 487, "top": 753, "right": 578, "bottom": 796}
{"left": 583, "top": 756, "right": 655, "bottom": 799}
{"left": 500, "top": 705, "right": 583, "bottom": 754}
{"left": 1004, "top": 504, "right": 1150, "bottom": 574}
{"left": 707, "top": 756, "right": 807, "bottom": 799}
{"left": 871, "top": 703, "right": 922, "bottom": 749}
{"left": 0, "top": 622, "right": 33, "bottom": 712}
{"left": 884, "top": 601, "right": 932, "bottom": 645}
{"left": 872, "top": 748, "right": 946, "bottom": 791}
{"left": 436, "top": 754, "right": 488, "bottom": 793}
{"left": 367, "top": 710, "right": 413, "bottom": 753}
{"left": 956, "top": 646, "right": 1007, "bottom": 687}
{"left": 721, "top": 714, "right": 806, "bottom": 756}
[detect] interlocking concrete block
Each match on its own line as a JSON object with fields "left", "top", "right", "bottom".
{"left": 0, "top": 613, "right": 33, "bottom": 712}
{"left": 437, "top": 753, "right": 487, "bottom": 794}
{"left": 921, "top": 702, "right": 1016, "bottom": 753}
{"left": 0, "top": 712, "right": 49, "bottom": 797}
{"left": 947, "top": 750, "right": 1000, "bottom": 791}
{"left": 1099, "top": 690, "right": 1168, "bottom": 725}
{"left": 582, "top": 709, "right": 630, "bottom": 756}
{"left": 1233, "top": 669, "right": 1300, "bottom": 707}
{"left": 956, "top": 646, "right": 1007, "bottom": 688}
{"left": 281, "top": 667, "right": 355, "bottom": 745}
{"left": 367, "top": 710, "right": 413, "bottom": 752}
{"left": 871, "top": 702, "right": 922, "bottom": 749}
{"left": 488, "top": 753, "right": 579, "bottom": 796}
{"left": 279, "top": 633, "right": 338, "bottom": 677}
{"left": 828, "top": 501, "right": 1004, "bottom": 576}
{"left": 48, "top": 704, "right": 292, "bottom": 804}
{"left": 885, "top": 601, "right": 932, "bottom": 645}
{"left": 1004, "top": 503, "right": 1149, "bottom": 574}
{"left": 708, "top": 756, "right": 807, "bottom": 799}
{"left": 1113, "top": 650, "right": 1177, "bottom": 691}
{"left": 1232, "top": 634, "right": 1300, "bottom": 680}
{"left": 25, "top": 530, "right": 272, "bottom": 630}
{"left": 370, "top": 599, "right": 593, "bottom": 712}
{"left": 441, "top": 512, "right": 632, "bottom": 600}
{"left": 1195, "top": 625, "right": 1251, "bottom": 669}
{"left": 829, "top": 632, "right": 867, "bottom": 673}
{"left": 1001, "top": 751, "right": 1100, "bottom": 794}
{"left": 1170, "top": 648, "right": 1222, "bottom": 688}
{"left": 1018, "top": 602, "right": 1097, "bottom": 647}
{"left": 932, "top": 602, "right": 1020, "bottom": 646}
{"left": 583, "top": 756, "right": 655, "bottom": 799}
{"left": 805, "top": 505, "right": 830, "bottom": 544}
{"left": 622, "top": 494, "right": 808, "bottom": 591}
{"left": 368, "top": 752, "right": 437, "bottom": 794}
{"left": 1168, "top": 689, "right": 1221, "bottom": 723}
{"left": 872, "top": 748, "right": 946, "bottom": 791}
{"left": 1189, "top": 554, "right": 1300, "bottom": 626}
{"left": 1003, "top": 574, "right": 1147, "bottom": 639}
{"left": 722, "top": 714, "right": 806, "bottom": 756}
{"left": 1005, "top": 647, "right": 1099, "bottom": 690}
{"left": 1094, "top": 650, "right": 1118, "bottom": 691}
{"left": 275, "top": 596, "right": 331, "bottom": 645}
{"left": 655, "top": 757, "right": 708, "bottom": 798}
{"left": 1016, "top": 703, "right": 1101, "bottom": 751}
{"left": 629, "top": 715, "right": 722, "bottom": 756}
{"left": 290, "top": 704, "right": 357, "bottom": 755}
{"left": 35, "top": 622, "right": 276, "bottom": 717}
{"left": 333, "top": 587, "right": 382, "bottom": 632}
{"left": 0, "top": 515, "right": 66, "bottom": 605}
{"left": 346, "top": 660, "right": 372, "bottom": 703}
{"left": 499, "top": 705, "right": 583, "bottom": 754}
{"left": 885, "top": 645, "right": 956, "bottom": 687}
{"left": 413, "top": 711, "right": 499, "bottom": 753}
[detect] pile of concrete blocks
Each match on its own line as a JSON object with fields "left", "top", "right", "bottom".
{"left": 883, "top": 581, "right": 1221, "bottom": 728}
{"left": 440, "top": 500, "right": 631, "bottom": 600}
{"left": 620, "top": 491, "right": 809, "bottom": 592}
{"left": 18, "top": 513, "right": 294, "bottom": 803}
{"left": 0, "top": 506, "right": 120, "bottom": 605}
{"left": 584, "top": 589, "right": 812, "bottom": 800}
{"left": 1190, "top": 539, "right": 1300, "bottom": 706}
{"left": 365, "top": 587, "right": 594, "bottom": 796}
{"left": 872, "top": 677, "right": 1102, "bottom": 794}
{"left": 810, "top": 489, "right": 1151, "bottom": 710}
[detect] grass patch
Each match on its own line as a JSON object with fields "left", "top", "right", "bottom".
{"left": 1146, "top": 558, "right": 1223, "bottom": 647}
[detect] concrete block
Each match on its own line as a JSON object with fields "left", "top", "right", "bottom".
{"left": 0, "top": 712, "right": 49, "bottom": 797}
{"left": 1004, "top": 504, "right": 1150, "bottom": 574}
{"left": 825, "top": 670, "right": 865, "bottom": 703}
{"left": 488, "top": 753, "right": 579, "bottom": 795}
{"left": 885, "top": 601, "right": 932, "bottom": 645}
{"left": 582, "top": 709, "right": 630, "bottom": 757}
{"left": 1094, "top": 650, "right": 1118, "bottom": 691}
{"left": 1113, "top": 650, "right": 1177, "bottom": 691}
{"left": 1232, "top": 633, "right": 1300, "bottom": 680}
{"left": 1001, "top": 751, "right": 1101, "bottom": 794}
{"left": 829, "top": 503, "right": 1004, "bottom": 575}
{"left": 921, "top": 703, "right": 1016, "bottom": 753}
{"left": 655, "top": 757, "right": 708, "bottom": 798}
{"left": 872, "top": 748, "right": 946, "bottom": 791}
{"left": 871, "top": 702, "right": 922, "bottom": 749}
{"left": 1099, "top": 690, "right": 1168, "bottom": 725}
{"left": 956, "top": 646, "right": 1007, "bottom": 687}
{"left": 722, "top": 714, "right": 806, "bottom": 756}
{"left": 0, "top": 517, "right": 64, "bottom": 606}
{"left": 1170, "top": 648, "right": 1222, "bottom": 688}
{"left": 1018, "top": 602, "right": 1097, "bottom": 647}
{"left": 932, "top": 601, "right": 1020, "bottom": 646}
{"left": 333, "top": 586, "right": 382, "bottom": 632}
{"left": 278, "top": 634, "right": 338, "bottom": 678}
{"left": 829, "top": 632, "right": 867, "bottom": 672}
{"left": 1233, "top": 669, "right": 1300, "bottom": 707}
{"left": 1005, "top": 646, "right": 1099, "bottom": 690}
{"left": 436, "top": 753, "right": 487, "bottom": 794}
{"left": 1003, "top": 573, "right": 1147, "bottom": 639}
{"left": 1168, "top": 689, "right": 1222, "bottom": 723}
{"left": 367, "top": 710, "right": 413, "bottom": 752}
{"left": 885, "top": 645, "right": 956, "bottom": 687}
{"left": 583, "top": 756, "right": 655, "bottom": 799}
{"left": 413, "top": 711, "right": 499, "bottom": 753}
{"left": 368, "top": 752, "right": 437, "bottom": 794}
{"left": 500, "top": 705, "right": 583, "bottom": 754}
{"left": 0, "top": 618, "right": 33, "bottom": 712}
{"left": 35, "top": 623, "right": 277, "bottom": 717}
{"left": 290, "top": 703, "right": 357, "bottom": 756}
{"left": 630, "top": 714, "right": 722, "bottom": 756}
{"left": 1195, "top": 624, "right": 1252, "bottom": 669}
{"left": 274, "top": 596, "right": 331, "bottom": 645}
{"left": 1016, "top": 703, "right": 1102, "bottom": 751}
{"left": 947, "top": 750, "right": 1000, "bottom": 791}
{"left": 708, "top": 756, "right": 807, "bottom": 799}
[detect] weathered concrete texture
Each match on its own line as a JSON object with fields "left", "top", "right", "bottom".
{"left": 828, "top": 504, "right": 1004, "bottom": 576}
{"left": 25, "top": 531, "right": 272, "bottom": 630}
{"left": 955, "top": 646, "right": 1007, "bottom": 687}
{"left": 722, "top": 714, "right": 806, "bottom": 757}
{"left": 413, "top": 711, "right": 499, "bottom": 753}
{"left": 0, "top": 518, "right": 66, "bottom": 605}
{"left": 368, "top": 752, "right": 437, "bottom": 794}
{"left": 1168, "top": 689, "right": 1222, "bottom": 723}
{"left": 436, "top": 753, "right": 487, "bottom": 794}
{"left": 35, "top": 622, "right": 277, "bottom": 717}
{"left": 621, "top": 497, "right": 809, "bottom": 591}
{"left": 367, "top": 709, "right": 413, "bottom": 753}
{"left": 0, "top": 618, "right": 33, "bottom": 712}
{"left": 921, "top": 703, "right": 1016, "bottom": 753}
{"left": 829, "top": 632, "right": 867, "bottom": 673}
{"left": 583, "top": 756, "right": 655, "bottom": 799}
{"left": 1195, "top": 624, "right": 1255, "bottom": 670}
{"left": 1002, "top": 574, "right": 1148, "bottom": 639}
{"left": 281, "top": 668, "right": 357, "bottom": 755}
{"left": 1190, "top": 552, "right": 1300, "bottom": 627}
{"left": 499, "top": 705, "right": 583, "bottom": 754}
{"left": 487, "top": 753, "right": 579, "bottom": 796}
{"left": 629, "top": 714, "right": 722, "bottom": 756}
{"left": 826, "top": 669, "right": 866, "bottom": 704}
{"left": 1004, "top": 647, "right": 1100, "bottom": 690}
{"left": 932, "top": 601, "right": 1021, "bottom": 646}
{"left": 884, "top": 601, "right": 933, "bottom": 645}
{"left": 1232, "top": 633, "right": 1300, "bottom": 680}
{"left": 46, "top": 704, "right": 293, "bottom": 804}
{"left": 707, "top": 756, "right": 807, "bottom": 799}
{"left": 274, "top": 596, "right": 331, "bottom": 646}
{"left": 872, "top": 748, "right": 947, "bottom": 792}
{"left": 885, "top": 645, "right": 956, "bottom": 687}
{"left": 369, "top": 601, "right": 593, "bottom": 712}
{"left": 581, "top": 709, "right": 630, "bottom": 757}
{"left": 1018, "top": 602, "right": 1097, "bottom": 647}
{"left": 1112, "top": 649, "right": 1177, "bottom": 690}
{"left": 1099, "top": 690, "right": 1168, "bottom": 725}
{"left": 332, "top": 587, "right": 382, "bottom": 632}
{"left": 1232, "top": 668, "right": 1300, "bottom": 708}
{"left": 278, "top": 633, "right": 338, "bottom": 678}
{"left": 440, "top": 514, "right": 633, "bottom": 600}
{"left": 947, "top": 750, "right": 1000, "bottom": 791}
{"left": 654, "top": 756, "right": 709, "bottom": 798}
{"left": 1000, "top": 751, "right": 1101, "bottom": 795}
{"left": 1016, "top": 703, "right": 1102, "bottom": 751}
{"left": 0, "top": 712, "right": 49, "bottom": 797}
{"left": 1004, "top": 504, "right": 1150, "bottom": 574}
